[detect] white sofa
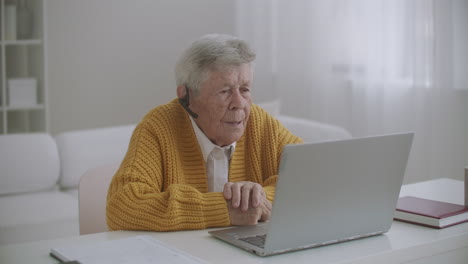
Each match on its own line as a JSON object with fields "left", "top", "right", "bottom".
{"left": 0, "top": 125, "right": 135, "bottom": 246}
{"left": 0, "top": 114, "right": 351, "bottom": 246}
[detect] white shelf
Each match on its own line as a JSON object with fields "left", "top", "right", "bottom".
{"left": 1, "top": 0, "right": 47, "bottom": 134}
{"left": 4, "top": 104, "right": 45, "bottom": 111}
{"left": 2, "top": 39, "right": 43, "bottom": 46}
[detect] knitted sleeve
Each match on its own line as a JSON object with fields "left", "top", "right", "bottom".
{"left": 263, "top": 126, "right": 303, "bottom": 201}
{"left": 106, "top": 123, "right": 230, "bottom": 232}
{"left": 246, "top": 105, "right": 303, "bottom": 202}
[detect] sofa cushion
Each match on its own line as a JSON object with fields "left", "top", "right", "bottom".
{"left": 277, "top": 115, "right": 352, "bottom": 143}
{"left": 0, "top": 134, "right": 60, "bottom": 195}
{"left": 55, "top": 125, "right": 135, "bottom": 189}
{"left": 63, "top": 188, "right": 79, "bottom": 199}
{"left": 0, "top": 191, "right": 79, "bottom": 245}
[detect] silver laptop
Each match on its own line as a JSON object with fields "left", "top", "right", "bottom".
{"left": 209, "top": 133, "right": 414, "bottom": 256}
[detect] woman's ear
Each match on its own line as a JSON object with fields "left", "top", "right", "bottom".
{"left": 177, "top": 85, "right": 186, "bottom": 99}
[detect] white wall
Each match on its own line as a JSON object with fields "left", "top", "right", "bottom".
{"left": 47, "top": 0, "right": 235, "bottom": 134}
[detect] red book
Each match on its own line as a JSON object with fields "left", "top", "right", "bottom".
{"left": 394, "top": 196, "right": 468, "bottom": 229}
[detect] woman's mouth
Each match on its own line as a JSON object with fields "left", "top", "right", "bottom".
{"left": 225, "top": 121, "right": 243, "bottom": 127}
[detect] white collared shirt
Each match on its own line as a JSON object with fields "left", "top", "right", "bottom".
{"left": 189, "top": 117, "right": 236, "bottom": 192}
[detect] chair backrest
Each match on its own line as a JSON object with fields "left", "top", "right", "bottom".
{"left": 78, "top": 162, "right": 119, "bottom": 235}
{"left": 0, "top": 133, "right": 60, "bottom": 195}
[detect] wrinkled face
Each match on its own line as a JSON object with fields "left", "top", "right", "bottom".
{"left": 190, "top": 63, "right": 253, "bottom": 147}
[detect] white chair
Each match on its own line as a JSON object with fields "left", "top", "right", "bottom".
{"left": 78, "top": 162, "right": 119, "bottom": 235}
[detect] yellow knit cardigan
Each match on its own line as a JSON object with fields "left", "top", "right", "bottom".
{"left": 106, "top": 99, "right": 302, "bottom": 231}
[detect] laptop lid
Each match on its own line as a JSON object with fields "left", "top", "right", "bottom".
{"left": 263, "top": 133, "right": 414, "bottom": 254}
{"left": 209, "top": 133, "right": 414, "bottom": 256}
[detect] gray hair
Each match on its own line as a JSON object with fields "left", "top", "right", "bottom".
{"left": 175, "top": 34, "right": 256, "bottom": 95}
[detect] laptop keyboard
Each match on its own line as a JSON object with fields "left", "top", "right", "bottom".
{"left": 238, "top": 234, "right": 267, "bottom": 248}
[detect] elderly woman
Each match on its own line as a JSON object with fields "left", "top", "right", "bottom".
{"left": 106, "top": 34, "right": 302, "bottom": 231}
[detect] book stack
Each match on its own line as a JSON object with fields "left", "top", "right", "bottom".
{"left": 394, "top": 196, "right": 468, "bottom": 229}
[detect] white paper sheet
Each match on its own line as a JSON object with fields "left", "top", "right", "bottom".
{"left": 50, "top": 235, "right": 206, "bottom": 264}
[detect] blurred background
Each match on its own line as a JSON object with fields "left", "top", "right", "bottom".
{"left": 7, "top": 0, "right": 468, "bottom": 183}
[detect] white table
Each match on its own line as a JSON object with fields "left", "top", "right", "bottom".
{"left": 1, "top": 178, "right": 467, "bottom": 264}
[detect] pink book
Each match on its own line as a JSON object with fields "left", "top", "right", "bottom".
{"left": 394, "top": 196, "right": 468, "bottom": 229}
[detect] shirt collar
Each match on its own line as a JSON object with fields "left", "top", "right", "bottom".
{"left": 189, "top": 116, "right": 236, "bottom": 162}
